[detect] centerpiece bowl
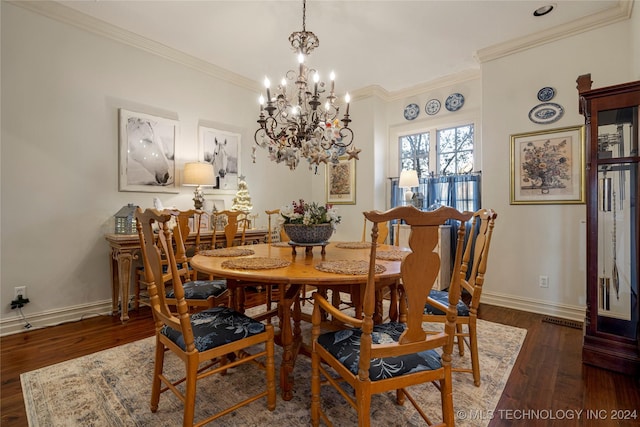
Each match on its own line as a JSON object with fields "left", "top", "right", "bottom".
{"left": 283, "top": 223, "right": 334, "bottom": 244}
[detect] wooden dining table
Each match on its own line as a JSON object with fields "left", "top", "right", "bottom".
{"left": 190, "top": 241, "right": 405, "bottom": 401}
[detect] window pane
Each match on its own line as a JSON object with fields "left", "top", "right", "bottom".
{"left": 438, "top": 129, "right": 456, "bottom": 152}
{"left": 399, "top": 132, "right": 429, "bottom": 177}
{"left": 437, "top": 124, "right": 474, "bottom": 174}
{"left": 439, "top": 152, "right": 456, "bottom": 175}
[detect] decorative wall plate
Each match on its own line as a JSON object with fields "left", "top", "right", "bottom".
{"left": 403, "top": 103, "right": 420, "bottom": 120}
{"left": 425, "top": 99, "right": 441, "bottom": 115}
{"left": 537, "top": 86, "right": 556, "bottom": 102}
{"left": 445, "top": 93, "right": 464, "bottom": 111}
{"left": 528, "top": 102, "right": 564, "bottom": 124}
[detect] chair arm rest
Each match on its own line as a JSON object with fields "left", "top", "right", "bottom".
{"left": 312, "top": 292, "right": 363, "bottom": 329}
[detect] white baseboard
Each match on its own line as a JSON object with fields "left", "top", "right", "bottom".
{"left": 481, "top": 291, "right": 585, "bottom": 322}
{"left": 0, "top": 292, "right": 586, "bottom": 336}
{"left": 0, "top": 300, "right": 114, "bottom": 336}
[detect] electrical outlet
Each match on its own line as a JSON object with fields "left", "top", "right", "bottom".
{"left": 539, "top": 276, "right": 549, "bottom": 288}
{"left": 14, "top": 286, "right": 27, "bottom": 299}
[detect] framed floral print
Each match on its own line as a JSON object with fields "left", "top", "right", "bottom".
{"left": 326, "top": 156, "right": 356, "bottom": 205}
{"left": 510, "top": 125, "right": 585, "bottom": 204}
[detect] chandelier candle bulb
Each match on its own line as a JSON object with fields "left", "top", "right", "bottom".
{"left": 264, "top": 77, "right": 271, "bottom": 103}
{"left": 330, "top": 71, "right": 335, "bottom": 93}
{"left": 313, "top": 72, "right": 319, "bottom": 96}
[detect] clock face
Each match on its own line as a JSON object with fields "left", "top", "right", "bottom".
{"left": 425, "top": 99, "right": 441, "bottom": 115}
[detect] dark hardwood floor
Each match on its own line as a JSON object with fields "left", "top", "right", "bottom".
{"left": 1, "top": 295, "right": 638, "bottom": 426}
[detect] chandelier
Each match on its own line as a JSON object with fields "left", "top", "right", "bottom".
{"left": 253, "top": 0, "right": 359, "bottom": 171}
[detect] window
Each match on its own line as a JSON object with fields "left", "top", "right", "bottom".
{"left": 398, "top": 124, "right": 474, "bottom": 177}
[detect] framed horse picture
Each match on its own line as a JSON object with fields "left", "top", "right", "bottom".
{"left": 198, "top": 123, "right": 241, "bottom": 194}
{"left": 118, "top": 108, "right": 179, "bottom": 193}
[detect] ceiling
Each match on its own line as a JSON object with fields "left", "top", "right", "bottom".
{"left": 56, "top": 0, "right": 625, "bottom": 94}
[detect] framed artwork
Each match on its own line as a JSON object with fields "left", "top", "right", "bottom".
{"left": 510, "top": 125, "right": 585, "bottom": 204}
{"left": 198, "top": 124, "right": 241, "bottom": 194}
{"left": 326, "top": 156, "right": 356, "bottom": 205}
{"left": 188, "top": 213, "right": 210, "bottom": 232}
{"left": 118, "top": 108, "right": 179, "bottom": 193}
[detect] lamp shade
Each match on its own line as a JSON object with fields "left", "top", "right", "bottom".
{"left": 183, "top": 162, "right": 215, "bottom": 186}
{"left": 399, "top": 169, "right": 419, "bottom": 188}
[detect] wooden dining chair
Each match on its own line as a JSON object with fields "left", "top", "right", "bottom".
{"left": 135, "top": 209, "right": 225, "bottom": 309}
{"left": 212, "top": 209, "right": 249, "bottom": 249}
{"left": 265, "top": 208, "right": 290, "bottom": 244}
{"left": 311, "top": 205, "right": 472, "bottom": 426}
{"left": 423, "top": 208, "right": 498, "bottom": 386}
{"left": 164, "top": 210, "right": 231, "bottom": 310}
{"left": 361, "top": 217, "right": 390, "bottom": 244}
{"left": 136, "top": 208, "right": 276, "bottom": 426}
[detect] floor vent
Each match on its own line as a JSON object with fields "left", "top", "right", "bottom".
{"left": 542, "top": 316, "right": 583, "bottom": 330}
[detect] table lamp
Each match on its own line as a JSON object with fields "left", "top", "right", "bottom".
{"left": 183, "top": 162, "right": 215, "bottom": 209}
{"left": 399, "top": 169, "right": 419, "bottom": 202}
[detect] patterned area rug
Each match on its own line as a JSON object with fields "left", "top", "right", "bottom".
{"left": 21, "top": 308, "right": 526, "bottom": 426}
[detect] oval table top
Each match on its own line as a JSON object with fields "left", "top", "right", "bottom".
{"left": 191, "top": 242, "right": 406, "bottom": 286}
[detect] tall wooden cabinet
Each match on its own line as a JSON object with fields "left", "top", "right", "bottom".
{"left": 577, "top": 74, "right": 640, "bottom": 375}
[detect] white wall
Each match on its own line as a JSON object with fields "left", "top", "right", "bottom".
{"left": 481, "top": 16, "right": 635, "bottom": 320}
{"left": 0, "top": 2, "right": 311, "bottom": 331}
{"left": 1, "top": 1, "right": 637, "bottom": 334}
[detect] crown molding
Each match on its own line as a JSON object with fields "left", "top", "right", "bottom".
{"left": 7, "top": 0, "right": 262, "bottom": 93}
{"left": 352, "top": 69, "right": 481, "bottom": 102}
{"left": 475, "top": 0, "right": 633, "bottom": 64}
{"left": 9, "top": 0, "right": 631, "bottom": 97}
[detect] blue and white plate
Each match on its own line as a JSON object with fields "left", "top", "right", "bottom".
{"left": 537, "top": 87, "right": 556, "bottom": 102}
{"left": 528, "top": 102, "right": 564, "bottom": 124}
{"left": 404, "top": 103, "right": 420, "bottom": 120}
{"left": 425, "top": 99, "right": 441, "bottom": 115}
{"left": 445, "top": 93, "right": 464, "bottom": 112}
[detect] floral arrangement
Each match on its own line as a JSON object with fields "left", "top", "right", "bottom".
{"left": 521, "top": 138, "right": 570, "bottom": 192}
{"left": 280, "top": 199, "right": 341, "bottom": 229}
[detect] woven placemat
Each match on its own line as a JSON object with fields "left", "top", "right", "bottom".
{"left": 335, "top": 242, "right": 372, "bottom": 249}
{"left": 200, "top": 248, "right": 255, "bottom": 257}
{"left": 271, "top": 242, "right": 291, "bottom": 247}
{"left": 315, "top": 260, "right": 386, "bottom": 275}
{"left": 221, "top": 257, "right": 291, "bottom": 270}
{"left": 376, "top": 250, "right": 409, "bottom": 261}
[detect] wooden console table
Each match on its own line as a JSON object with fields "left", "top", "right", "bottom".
{"left": 105, "top": 228, "right": 267, "bottom": 322}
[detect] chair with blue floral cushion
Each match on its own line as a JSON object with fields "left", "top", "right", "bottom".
{"left": 163, "top": 209, "right": 231, "bottom": 310}
{"left": 423, "top": 208, "right": 497, "bottom": 387}
{"left": 136, "top": 208, "right": 276, "bottom": 426}
{"left": 134, "top": 209, "right": 229, "bottom": 310}
{"left": 311, "top": 205, "right": 472, "bottom": 427}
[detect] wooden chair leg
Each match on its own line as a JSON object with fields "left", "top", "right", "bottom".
{"left": 265, "top": 326, "right": 277, "bottom": 410}
{"left": 183, "top": 356, "right": 199, "bottom": 427}
{"left": 311, "top": 342, "right": 321, "bottom": 427}
{"left": 150, "top": 340, "right": 165, "bottom": 412}
{"left": 456, "top": 323, "right": 465, "bottom": 356}
{"left": 441, "top": 372, "right": 455, "bottom": 426}
{"left": 357, "top": 390, "right": 372, "bottom": 427}
{"left": 469, "top": 317, "right": 481, "bottom": 386}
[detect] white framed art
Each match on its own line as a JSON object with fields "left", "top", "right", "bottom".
{"left": 118, "top": 108, "right": 179, "bottom": 193}
{"left": 198, "top": 124, "right": 241, "bottom": 194}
